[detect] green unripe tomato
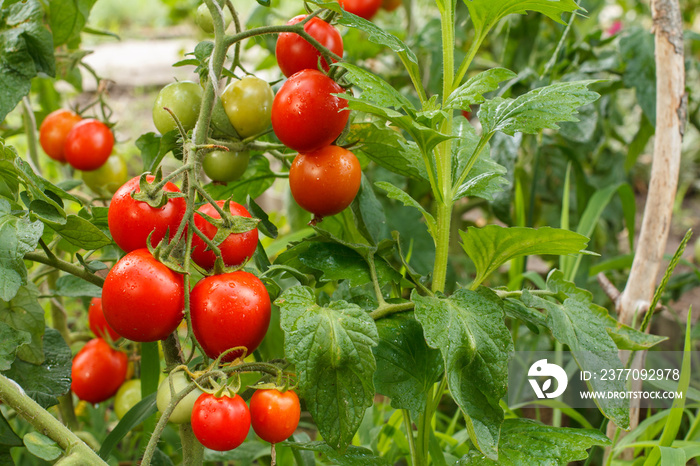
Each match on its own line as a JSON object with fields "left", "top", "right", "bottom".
{"left": 156, "top": 372, "right": 203, "bottom": 424}
{"left": 152, "top": 81, "right": 202, "bottom": 135}
{"left": 694, "top": 237, "right": 700, "bottom": 264}
{"left": 82, "top": 154, "right": 128, "bottom": 196}
{"left": 221, "top": 76, "right": 274, "bottom": 138}
{"left": 202, "top": 150, "right": 250, "bottom": 183}
{"left": 195, "top": 2, "right": 232, "bottom": 34}
{"left": 210, "top": 98, "right": 238, "bottom": 138}
{"left": 114, "top": 379, "right": 142, "bottom": 420}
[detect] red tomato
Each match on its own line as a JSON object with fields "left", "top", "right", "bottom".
{"left": 64, "top": 119, "right": 114, "bottom": 171}
{"left": 191, "top": 393, "right": 251, "bottom": 451}
{"left": 289, "top": 145, "right": 361, "bottom": 217}
{"left": 101, "top": 249, "right": 184, "bottom": 342}
{"left": 191, "top": 200, "right": 258, "bottom": 270}
{"left": 88, "top": 297, "right": 121, "bottom": 342}
{"left": 108, "top": 175, "right": 186, "bottom": 252}
{"left": 39, "top": 109, "right": 82, "bottom": 163}
{"left": 381, "top": 0, "right": 402, "bottom": 11}
{"left": 339, "top": 0, "right": 382, "bottom": 19}
{"left": 271, "top": 69, "right": 349, "bottom": 153}
{"left": 190, "top": 271, "right": 271, "bottom": 361}
{"left": 71, "top": 338, "right": 128, "bottom": 404}
{"left": 250, "top": 389, "right": 301, "bottom": 444}
{"left": 275, "top": 15, "right": 344, "bottom": 77}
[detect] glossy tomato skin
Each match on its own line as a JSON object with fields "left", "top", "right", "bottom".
{"left": 250, "top": 390, "right": 301, "bottom": 444}
{"left": 272, "top": 69, "right": 349, "bottom": 153}
{"left": 64, "top": 119, "right": 114, "bottom": 171}
{"left": 82, "top": 154, "right": 128, "bottom": 197}
{"left": 108, "top": 175, "right": 186, "bottom": 252}
{"left": 156, "top": 372, "right": 204, "bottom": 424}
{"left": 39, "top": 109, "right": 82, "bottom": 163}
{"left": 152, "top": 81, "right": 202, "bottom": 134}
{"left": 289, "top": 145, "right": 361, "bottom": 217}
{"left": 275, "top": 15, "right": 343, "bottom": 77}
{"left": 339, "top": 0, "right": 382, "bottom": 19}
{"left": 71, "top": 338, "right": 128, "bottom": 404}
{"left": 191, "top": 200, "right": 258, "bottom": 270}
{"left": 190, "top": 271, "right": 271, "bottom": 361}
{"left": 221, "top": 76, "right": 274, "bottom": 138}
{"left": 102, "top": 249, "right": 184, "bottom": 342}
{"left": 88, "top": 297, "right": 121, "bottom": 342}
{"left": 202, "top": 150, "right": 249, "bottom": 183}
{"left": 191, "top": 393, "right": 251, "bottom": 451}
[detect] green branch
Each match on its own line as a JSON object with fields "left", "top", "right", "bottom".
{"left": 24, "top": 252, "right": 105, "bottom": 288}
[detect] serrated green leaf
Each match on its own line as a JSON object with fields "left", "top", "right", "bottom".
{"left": 375, "top": 182, "right": 436, "bottom": 238}
{"left": 334, "top": 62, "right": 414, "bottom": 112}
{"left": 23, "top": 432, "right": 61, "bottom": 461}
{"left": 413, "top": 288, "right": 513, "bottom": 460}
{"left": 459, "top": 225, "right": 591, "bottom": 288}
{"left": 457, "top": 418, "right": 610, "bottom": 465}
{"left": 479, "top": 81, "right": 600, "bottom": 137}
{"left": 2, "top": 328, "right": 71, "bottom": 409}
{"left": 283, "top": 441, "right": 390, "bottom": 465}
{"left": 52, "top": 275, "right": 102, "bottom": 298}
{"left": 0, "top": 283, "right": 45, "bottom": 365}
{"left": 49, "top": 0, "right": 98, "bottom": 47}
{"left": 350, "top": 175, "right": 386, "bottom": 246}
{"left": 48, "top": 214, "right": 112, "bottom": 250}
{"left": 0, "top": 198, "right": 43, "bottom": 301}
{"left": 0, "top": 322, "right": 31, "bottom": 371}
{"left": 373, "top": 314, "right": 443, "bottom": 418}
{"left": 277, "top": 287, "right": 378, "bottom": 452}
{"left": 205, "top": 155, "right": 275, "bottom": 204}
{"left": 445, "top": 68, "right": 516, "bottom": 110}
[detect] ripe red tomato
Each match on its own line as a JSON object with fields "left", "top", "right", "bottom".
{"left": 275, "top": 15, "right": 344, "bottom": 77}
{"left": 191, "top": 393, "right": 251, "bottom": 451}
{"left": 339, "top": 0, "right": 382, "bottom": 19}
{"left": 271, "top": 69, "right": 349, "bottom": 153}
{"left": 191, "top": 200, "right": 258, "bottom": 270}
{"left": 289, "top": 145, "right": 361, "bottom": 217}
{"left": 64, "top": 119, "right": 114, "bottom": 171}
{"left": 190, "top": 271, "right": 271, "bottom": 361}
{"left": 108, "top": 175, "right": 186, "bottom": 252}
{"left": 88, "top": 297, "right": 121, "bottom": 342}
{"left": 71, "top": 338, "right": 128, "bottom": 404}
{"left": 39, "top": 109, "right": 82, "bottom": 163}
{"left": 102, "top": 249, "right": 184, "bottom": 342}
{"left": 250, "top": 389, "right": 301, "bottom": 444}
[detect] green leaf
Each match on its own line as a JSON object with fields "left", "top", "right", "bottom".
{"left": 48, "top": 214, "right": 112, "bottom": 250}
{"left": 373, "top": 314, "right": 443, "bottom": 418}
{"left": 445, "top": 68, "right": 517, "bottom": 110}
{"left": 459, "top": 225, "right": 591, "bottom": 288}
{"left": 375, "top": 182, "right": 436, "bottom": 238}
{"left": 277, "top": 287, "right": 378, "bottom": 451}
{"left": 0, "top": 322, "right": 31, "bottom": 371}
{"left": 522, "top": 271, "right": 630, "bottom": 429}
{"left": 48, "top": 0, "right": 98, "bottom": 47}
{"left": 620, "top": 28, "right": 656, "bottom": 124}
{"left": 99, "top": 393, "right": 158, "bottom": 460}
{"left": 0, "top": 0, "right": 56, "bottom": 121}
{"left": 135, "top": 132, "right": 181, "bottom": 173}
{"left": 52, "top": 275, "right": 102, "bottom": 298}
{"left": 283, "top": 441, "right": 390, "bottom": 466}
{"left": 0, "top": 198, "right": 43, "bottom": 301}
{"left": 205, "top": 155, "right": 275, "bottom": 204}
{"left": 247, "top": 197, "right": 278, "bottom": 239}
{"left": 0, "top": 283, "right": 45, "bottom": 365}
{"left": 23, "top": 432, "right": 61, "bottom": 461}
{"left": 349, "top": 175, "right": 386, "bottom": 246}
{"left": 334, "top": 62, "right": 414, "bottom": 112}
{"left": 479, "top": 81, "right": 600, "bottom": 137}
{"left": 203, "top": 441, "right": 270, "bottom": 462}
{"left": 2, "top": 328, "right": 71, "bottom": 409}
{"left": 0, "top": 410, "right": 22, "bottom": 450}
{"left": 413, "top": 288, "right": 513, "bottom": 460}
{"left": 457, "top": 418, "right": 610, "bottom": 465}
{"left": 275, "top": 242, "right": 399, "bottom": 290}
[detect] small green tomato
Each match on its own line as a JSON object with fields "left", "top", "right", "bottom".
{"left": 156, "top": 372, "right": 204, "bottom": 424}
{"left": 152, "top": 81, "right": 202, "bottom": 135}
{"left": 195, "top": 2, "right": 232, "bottom": 34}
{"left": 114, "top": 379, "right": 142, "bottom": 420}
{"left": 202, "top": 150, "right": 250, "bottom": 183}
{"left": 221, "top": 76, "right": 274, "bottom": 138}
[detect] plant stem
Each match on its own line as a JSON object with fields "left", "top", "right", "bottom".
{"left": 369, "top": 301, "right": 414, "bottom": 320}
{"left": 24, "top": 252, "right": 105, "bottom": 288}
{"left": 403, "top": 409, "right": 419, "bottom": 466}
{"left": 0, "top": 374, "right": 108, "bottom": 464}
{"left": 179, "top": 424, "right": 204, "bottom": 466}
{"left": 21, "top": 97, "right": 42, "bottom": 175}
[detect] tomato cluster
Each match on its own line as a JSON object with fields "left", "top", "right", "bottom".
{"left": 39, "top": 109, "right": 115, "bottom": 172}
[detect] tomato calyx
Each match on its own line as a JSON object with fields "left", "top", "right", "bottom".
{"left": 130, "top": 172, "right": 186, "bottom": 209}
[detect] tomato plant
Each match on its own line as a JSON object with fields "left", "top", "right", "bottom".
{"left": 339, "top": 0, "right": 382, "bottom": 19}
{"left": 190, "top": 271, "right": 270, "bottom": 361}
{"left": 191, "top": 393, "right": 250, "bottom": 451}
{"left": 101, "top": 249, "right": 184, "bottom": 342}
{"left": 156, "top": 372, "right": 204, "bottom": 424}
{"left": 152, "top": 81, "right": 202, "bottom": 134}
{"left": 271, "top": 69, "right": 349, "bottom": 153}
{"left": 81, "top": 154, "right": 128, "bottom": 196}
{"left": 202, "top": 150, "right": 249, "bottom": 182}
{"left": 114, "top": 379, "right": 141, "bottom": 420}
{"left": 191, "top": 200, "right": 258, "bottom": 270}
{"left": 275, "top": 15, "right": 344, "bottom": 77}
{"left": 220, "top": 76, "right": 274, "bottom": 138}
{"left": 71, "top": 338, "right": 128, "bottom": 404}
{"left": 38, "top": 109, "right": 82, "bottom": 163}
{"left": 64, "top": 119, "right": 114, "bottom": 171}
{"left": 87, "top": 297, "right": 120, "bottom": 342}
{"left": 108, "top": 175, "right": 187, "bottom": 252}
{"left": 289, "top": 145, "right": 361, "bottom": 217}
{"left": 249, "top": 389, "right": 300, "bottom": 444}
